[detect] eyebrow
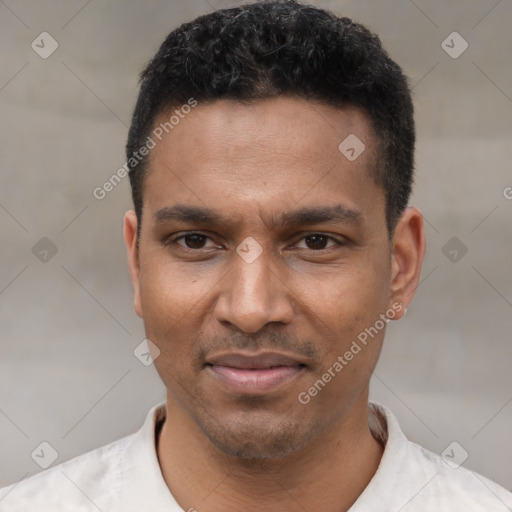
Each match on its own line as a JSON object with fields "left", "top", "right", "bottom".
{"left": 155, "top": 204, "right": 362, "bottom": 230}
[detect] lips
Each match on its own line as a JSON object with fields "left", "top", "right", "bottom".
{"left": 207, "top": 352, "right": 305, "bottom": 369}
{"left": 205, "top": 351, "right": 306, "bottom": 395}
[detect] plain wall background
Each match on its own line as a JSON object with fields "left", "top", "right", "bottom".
{"left": 1, "top": 0, "right": 511, "bottom": 491}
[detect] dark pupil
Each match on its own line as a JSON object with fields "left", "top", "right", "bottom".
{"left": 185, "top": 234, "right": 207, "bottom": 249}
{"left": 305, "top": 234, "right": 328, "bottom": 250}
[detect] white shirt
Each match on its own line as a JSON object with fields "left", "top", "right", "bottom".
{"left": 1, "top": 402, "right": 510, "bottom": 511}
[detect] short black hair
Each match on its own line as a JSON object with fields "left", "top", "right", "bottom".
{"left": 126, "top": 0, "right": 415, "bottom": 238}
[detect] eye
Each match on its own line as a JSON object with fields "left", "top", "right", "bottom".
{"left": 164, "top": 232, "right": 344, "bottom": 253}
{"left": 168, "top": 232, "right": 218, "bottom": 250}
{"left": 295, "top": 234, "right": 340, "bottom": 250}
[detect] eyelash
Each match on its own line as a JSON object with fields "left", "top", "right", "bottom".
{"left": 163, "top": 232, "right": 345, "bottom": 252}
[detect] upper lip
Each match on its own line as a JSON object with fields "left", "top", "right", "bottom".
{"left": 206, "top": 351, "right": 306, "bottom": 369}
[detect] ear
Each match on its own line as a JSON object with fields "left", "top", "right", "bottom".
{"left": 123, "top": 210, "right": 143, "bottom": 318}
{"left": 388, "top": 206, "right": 426, "bottom": 319}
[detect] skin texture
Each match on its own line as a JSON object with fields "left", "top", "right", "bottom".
{"left": 124, "top": 96, "right": 425, "bottom": 511}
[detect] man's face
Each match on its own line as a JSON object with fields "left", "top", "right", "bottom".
{"left": 125, "top": 97, "right": 408, "bottom": 459}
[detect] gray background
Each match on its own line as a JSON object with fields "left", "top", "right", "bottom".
{"left": 1, "top": 0, "right": 511, "bottom": 492}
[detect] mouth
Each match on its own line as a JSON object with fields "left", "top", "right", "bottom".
{"left": 205, "top": 352, "right": 307, "bottom": 395}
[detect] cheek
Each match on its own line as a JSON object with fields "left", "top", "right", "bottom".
{"left": 138, "top": 251, "right": 215, "bottom": 326}
{"left": 138, "top": 259, "right": 206, "bottom": 383}
{"left": 294, "top": 257, "right": 389, "bottom": 372}
{"left": 299, "top": 275, "right": 386, "bottom": 411}
{"left": 137, "top": 254, "right": 230, "bottom": 384}
{"left": 301, "top": 257, "right": 389, "bottom": 323}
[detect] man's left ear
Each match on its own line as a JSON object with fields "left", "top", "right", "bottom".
{"left": 388, "top": 206, "right": 426, "bottom": 320}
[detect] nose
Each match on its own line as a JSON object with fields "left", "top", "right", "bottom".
{"left": 214, "top": 249, "right": 294, "bottom": 333}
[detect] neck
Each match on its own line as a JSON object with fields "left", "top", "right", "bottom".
{"left": 156, "top": 395, "right": 384, "bottom": 512}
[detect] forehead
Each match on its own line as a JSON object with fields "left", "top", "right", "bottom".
{"left": 143, "top": 97, "right": 385, "bottom": 229}
{"left": 150, "top": 96, "right": 375, "bottom": 166}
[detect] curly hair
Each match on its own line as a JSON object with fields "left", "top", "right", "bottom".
{"left": 126, "top": 0, "right": 415, "bottom": 237}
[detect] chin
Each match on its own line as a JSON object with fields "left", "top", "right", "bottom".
{"left": 209, "top": 431, "right": 303, "bottom": 460}
{"left": 197, "top": 411, "right": 316, "bottom": 460}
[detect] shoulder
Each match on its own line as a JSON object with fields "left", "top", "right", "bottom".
{"left": 406, "top": 440, "right": 512, "bottom": 510}
{"left": 361, "top": 403, "right": 512, "bottom": 511}
{"left": 0, "top": 433, "right": 134, "bottom": 511}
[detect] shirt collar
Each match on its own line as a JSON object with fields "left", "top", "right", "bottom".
{"left": 118, "top": 401, "right": 182, "bottom": 511}
{"left": 118, "top": 401, "right": 418, "bottom": 511}
{"left": 350, "top": 402, "right": 439, "bottom": 511}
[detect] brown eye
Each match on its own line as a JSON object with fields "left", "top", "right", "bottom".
{"left": 166, "top": 232, "right": 218, "bottom": 250}
{"left": 296, "top": 234, "right": 338, "bottom": 250}
{"left": 305, "top": 234, "right": 329, "bottom": 250}
{"left": 180, "top": 234, "right": 208, "bottom": 249}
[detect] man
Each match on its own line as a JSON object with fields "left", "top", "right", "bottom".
{"left": 1, "top": 1, "right": 510, "bottom": 510}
